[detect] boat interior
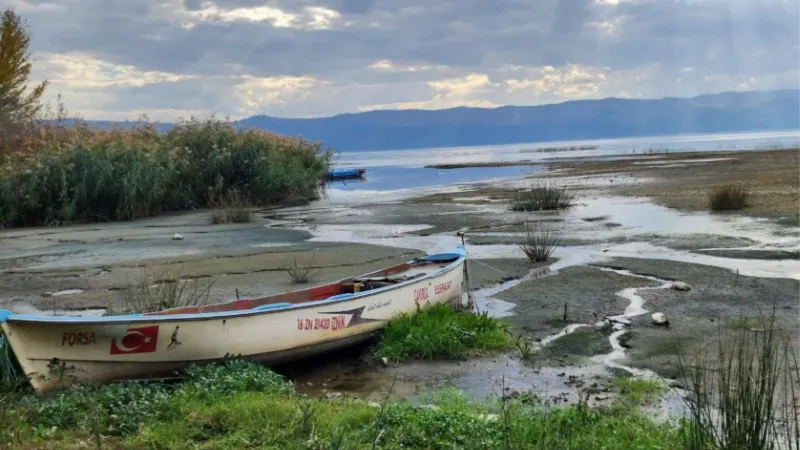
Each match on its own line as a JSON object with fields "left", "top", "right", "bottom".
{"left": 145, "top": 251, "right": 462, "bottom": 316}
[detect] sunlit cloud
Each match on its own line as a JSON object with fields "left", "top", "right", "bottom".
{"left": 11, "top": 0, "right": 798, "bottom": 119}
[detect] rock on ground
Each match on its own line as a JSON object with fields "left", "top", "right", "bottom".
{"left": 671, "top": 281, "right": 691, "bottom": 291}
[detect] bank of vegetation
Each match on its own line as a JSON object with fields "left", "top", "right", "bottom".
{"left": 0, "top": 117, "right": 331, "bottom": 228}
{"left": 0, "top": 9, "right": 331, "bottom": 229}
{"left": 0, "top": 359, "right": 683, "bottom": 449}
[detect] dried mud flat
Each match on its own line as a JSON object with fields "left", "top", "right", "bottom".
{"left": 0, "top": 213, "right": 424, "bottom": 314}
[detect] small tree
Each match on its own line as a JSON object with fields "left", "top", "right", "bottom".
{"left": 0, "top": 8, "right": 48, "bottom": 151}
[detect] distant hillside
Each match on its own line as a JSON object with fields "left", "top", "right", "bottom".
{"left": 90, "top": 89, "right": 800, "bottom": 152}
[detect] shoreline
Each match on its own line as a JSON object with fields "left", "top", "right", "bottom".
{"left": 0, "top": 143, "right": 798, "bottom": 416}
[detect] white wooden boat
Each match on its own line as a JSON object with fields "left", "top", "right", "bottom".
{"left": 0, "top": 246, "right": 467, "bottom": 393}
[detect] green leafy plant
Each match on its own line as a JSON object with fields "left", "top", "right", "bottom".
{"left": 374, "top": 303, "right": 514, "bottom": 361}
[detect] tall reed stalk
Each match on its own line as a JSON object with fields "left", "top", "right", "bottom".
{"left": 678, "top": 306, "right": 800, "bottom": 450}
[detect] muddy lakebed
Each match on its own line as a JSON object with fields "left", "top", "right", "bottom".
{"left": 1, "top": 143, "right": 798, "bottom": 422}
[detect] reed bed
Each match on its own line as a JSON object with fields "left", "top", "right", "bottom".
{"left": 0, "top": 117, "right": 332, "bottom": 228}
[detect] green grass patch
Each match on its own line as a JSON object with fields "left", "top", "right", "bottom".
{"left": 614, "top": 377, "right": 665, "bottom": 406}
{"left": 1, "top": 360, "right": 685, "bottom": 449}
{"left": 373, "top": 303, "right": 515, "bottom": 362}
{"left": 726, "top": 317, "right": 763, "bottom": 330}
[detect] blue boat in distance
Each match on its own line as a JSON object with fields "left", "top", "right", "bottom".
{"left": 326, "top": 168, "right": 366, "bottom": 180}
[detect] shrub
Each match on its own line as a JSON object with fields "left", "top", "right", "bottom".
{"left": 519, "top": 222, "right": 561, "bottom": 262}
{"left": 709, "top": 184, "right": 748, "bottom": 211}
{"left": 510, "top": 182, "right": 574, "bottom": 211}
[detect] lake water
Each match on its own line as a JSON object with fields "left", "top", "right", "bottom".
{"left": 326, "top": 129, "right": 799, "bottom": 193}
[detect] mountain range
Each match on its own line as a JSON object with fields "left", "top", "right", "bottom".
{"left": 90, "top": 89, "right": 800, "bottom": 152}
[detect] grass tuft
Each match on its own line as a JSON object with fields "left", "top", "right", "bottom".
{"left": 510, "top": 182, "right": 574, "bottom": 211}
{"left": 114, "top": 266, "right": 215, "bottom": 314}
{"left": 614, "top": 377, "right": 664, "bottom": 406}
{"left": 708, "top": 183, "right": 748, "bottom": 211}
{"left": 282, "top": 254, "right": 320, "bottom": 284}
{"left": 374, "top": 303, "right": 514, "bottom": 362}
{"left": 519, "top": 221, "right": 561, "bottom": 262}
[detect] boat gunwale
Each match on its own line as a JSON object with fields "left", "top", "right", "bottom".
{"left": 0, "top": 248, "right": 466, "bottom": 326}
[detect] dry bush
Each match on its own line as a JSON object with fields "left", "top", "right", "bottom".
{"left": 709, "top": 184, "right": 749, "bottom": 211}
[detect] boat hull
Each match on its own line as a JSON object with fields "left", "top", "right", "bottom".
{"left": 325, "top": 168, "right": 366, "bottom": 180}
{"left": 1, "top": 255, "right": 464, "bottom": 392}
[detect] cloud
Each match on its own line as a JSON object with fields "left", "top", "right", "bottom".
{"left": 9, "top": 0, "right": 798, "bottom": 119}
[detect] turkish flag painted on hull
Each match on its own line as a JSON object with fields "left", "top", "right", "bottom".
{"left": 110, "top": 326, "right": 160, "bottom": 355}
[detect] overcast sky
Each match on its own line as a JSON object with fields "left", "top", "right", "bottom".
{"left": 9, "top": 0, "right": 800, "bottom": 120}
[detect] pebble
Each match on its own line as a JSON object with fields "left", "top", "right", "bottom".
{"left": 172, "top": 233, "right": 184, "bottom": 240}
